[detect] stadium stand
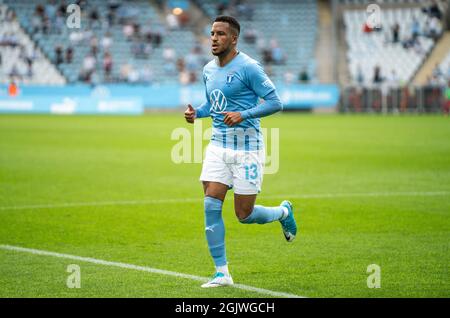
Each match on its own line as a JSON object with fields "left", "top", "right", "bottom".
{"left": 1, "top": 0, "right": 320, "bottom": 86}
{"left": 0, "top": 4, "right": 65, "bottom": 85}
{"left": 2, "top": 0, "right": 203, "bottom": 85}
{"left": 343, "top": 7, "right": 442, "bottom": 85}
{"left": 193, "top": 0, "right": 318, "bottom": 83}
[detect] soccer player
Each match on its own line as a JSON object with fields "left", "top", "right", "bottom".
{"left": 184, "top": 15, "right": 297, "bottom": 288}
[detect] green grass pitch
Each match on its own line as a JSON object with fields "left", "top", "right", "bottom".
{"left": 0, "top": 113, "right": 449, "bottom": 298}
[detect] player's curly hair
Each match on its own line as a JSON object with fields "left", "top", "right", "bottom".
{"left": 214, "top": 15, "right": 240, "bottom": 36}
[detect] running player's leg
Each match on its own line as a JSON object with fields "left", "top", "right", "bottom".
{"left": 200, "top": 144, "right": 234, "bottom": 287}
{"left": 232, "top": 150, "right": 297, "bottom": 242}
{"left": 234, "top": 193, "right": 287, "bottom": 224}
{"left": 201, "top": 181, "right": 233, "bottom": 287}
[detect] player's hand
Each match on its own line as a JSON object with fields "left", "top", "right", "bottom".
{"left": 184, "top": 104, "right": 196, "bottom": 124}
{"left": 222, "top": 112, "right": 243, "bottom": 127}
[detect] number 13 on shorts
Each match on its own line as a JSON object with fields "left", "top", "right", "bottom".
{"left": 244, "top": 163, "right": 258, "bottom": 180}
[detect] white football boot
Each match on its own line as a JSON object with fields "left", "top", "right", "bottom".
{"left": 201, "top": 272, "right": 234, "bottom": 288}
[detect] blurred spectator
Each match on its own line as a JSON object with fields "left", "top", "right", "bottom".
{"left": 262, "top": 48, "right": 272, "bottom": 65}
{"left": 123, "top": 24, "right": 134, "bottom": 41}
{"left": 392, "top": 23, "right": 400, "bottom": 43}
{"left": 42, "top": 15, "right": 50, "bottom": 34}
{"left": 176, "top": 57, "right": 186, "bottom": 73}
{"left": 8, "top": 80, "right": 19, "bottom": 97}
{"left": 373, "top": 65, "right": 383, "bottom": 84}
{"left": 89, "top": 9, "right": 101, "bottom": 29}
{"left": 142, "top": 24, "right": 153, "bottom": 44}
{"left": 9, "top": 64, "right": 21, "bottom": 79}
{"left": 82, "top": 29, "right": 94, "bottom": 44}
{"left": 270, "top": 39, "right": 285, "bottom": 65}
{"left": 163, "top": 47, "right": 176, "bottom": 62}
{"left": 103, "top": 52, "right": 113, "bottom": 82}
{"left": 139, "top": 66, "right": 153, "bottom": 84}
{"left": 356, "top": 65, "right": 364, "bottom": 85}
{"left": 166, "top": 13, "right": 179, "bottom": 30}
{"left": 69, "top": 31, "right": 84, "bottom": 45}
{"left": 283, "top": 70, "right": 294, "bottom": 84}
{"left": 131, "top": 39, "right": 152, "bottom": 59}
{"left": 243, "top": 26, "right": 257, "bottom": 44}
{"left": 31, "top": 11, "right": 42, "bottom": 34}
{"left": 427, "top": 16, "right": 440, "bottom": 39}
{"left": 152, "top": 27, "right": 163, "bottom": 48}
{"left": 80, "top": 54, "right": 96, "bottom": 82}
{"left": 54, "top": 10, "right": 65, "bottom": 34}
{"left": 65, "top": 47, "right": 74, "bottom": 64}
{"left": 120, "top": 63, "right": 131, "bottom": 82}
{"left": 45, "top": 1, "right": 57, "bottom": 24}
{"left": 101, "top": 32, "right": 113, "bottom": 51}
{"left": 128, "top": 67, "right": 139, "bottom": 84}
{"left": 185, "top": 49, "right": 200, "bottom": 72}
{"left": 54, "top": 45, "right": 63, "bottom": 65}
{"left": 106, "top": 8, "right": 115, "bottom": 27}
{"left": 90, "top": 36, "right": 99, "bottom": 56}
{"left": 179, "top": 70, "right": 190, "bottom": 85}
{"left": 432, "top": 63, "right": 443, "bottom": 79}
{"left": 411, "top": 17, "right": 420, "bottom": 40}
{"left": 133, "top": 23, "right": 141, "bottom": 40}
{"left": 188, "top": 71, "right": 197, "bottom": 84}
{"left": 163, "top": 47, "right": 177, "bottom": 75}
{"left": 422, "top": 0, "right": 442, "bottom": 20}
{"left": 299, "top": 68, "right": 310, "bottom": 83}
{"left": 57, "top": 2, "right": 66, "bottom": 17}
{"left": 178, "top": 12, "right": 190, "bottom": 27}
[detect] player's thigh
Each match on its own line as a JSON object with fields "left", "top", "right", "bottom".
{"left": 231, "top": 150, "right": 264, "bottom": 196}
{"left": 202, "top": 181, "right": 228, "bottom": 201}
{"left": 233, "top": 193, "right": 257, "bottom": 220}
{"left": 200, "top": 144, "right": 233, "bottom": 196}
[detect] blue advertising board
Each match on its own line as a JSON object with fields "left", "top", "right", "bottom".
{"left": 0, "top": 83, "right": 339, "bottom": 114}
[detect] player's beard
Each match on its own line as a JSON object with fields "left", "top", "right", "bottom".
{"left": 212, "top": 44, "right": 231, "bottom": 57}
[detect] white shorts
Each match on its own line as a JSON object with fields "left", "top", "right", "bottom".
{"left": 200, "top": 144, "right": 265, "bottom": 195}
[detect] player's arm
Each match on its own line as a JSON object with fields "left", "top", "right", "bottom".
{"left": 240, "top": 90, "right": 282, "bottom": 119}
{"left": 184, "top": 100, "right": 211, "bottom": 123}
{"left": 223, "top": 91, "right": 282, "bottom": 126}
{"left": 223, "top": 62, "right": 282, "bottom": 127}
{"left": 184, "top": 72, "right": 211, "bottom": 123}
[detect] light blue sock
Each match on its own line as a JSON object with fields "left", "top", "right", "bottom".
{"left": 204, "top": 196, "right": 227, "bottom": 267}
{"left": 239, "top": 205, "right": 285, "bottom": 224}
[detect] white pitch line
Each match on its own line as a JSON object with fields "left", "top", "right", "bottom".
{"left": 0, "top": 191, "right": 449, "bottom": 212}
{"left": 263, "top": 190, "right": 450, "bottom": 200}
{"left": 0, "top": 244, "right": 305, "bottom": 298}
{"left": 0, "top": 198, "right": 202, "bottom": 211}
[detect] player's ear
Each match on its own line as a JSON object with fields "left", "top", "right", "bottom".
{"left": 232, "top": 34, "right": 238, "bottom": 45}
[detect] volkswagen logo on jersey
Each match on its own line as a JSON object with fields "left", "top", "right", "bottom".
{"left": 210, "top": 89, "right": 227, "bottom": 112}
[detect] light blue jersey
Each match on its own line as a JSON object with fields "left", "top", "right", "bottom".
{"left": 200, "top": 52, "right": 279, "bottom": 151}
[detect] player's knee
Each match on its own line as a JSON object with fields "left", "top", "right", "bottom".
{"left": 235, "top": 206, "right": 254, "bottom": 222}
{"left": 204, "top": 196, "right": 223, "bottom": 212}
